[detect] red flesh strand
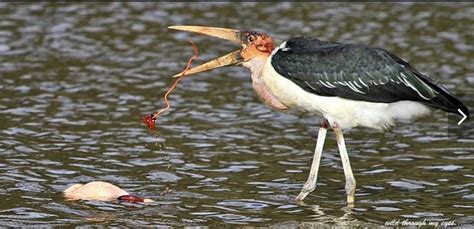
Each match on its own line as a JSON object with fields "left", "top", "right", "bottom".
{"left": 117, "top": 195, "right": 145, "bottom": 203}
{"left": 143, "top": 41, "right": 199, "bottom": 131}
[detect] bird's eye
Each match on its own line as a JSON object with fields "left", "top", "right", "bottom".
{"left": 247, "top": 35, "right": 255, "bottom": 43}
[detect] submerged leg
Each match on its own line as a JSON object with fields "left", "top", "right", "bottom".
{"left": 296, "top": 126, "right": 327, "bottom": 201}
{"left": 334, "top": 128, "right": 356, "bottom": 204}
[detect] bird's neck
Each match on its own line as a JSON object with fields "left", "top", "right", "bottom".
{"left": 242, "top": 57, "right": 266, "bottom": 78}
{"left": 242, "top": 57, "right": 289, "bottom": 110}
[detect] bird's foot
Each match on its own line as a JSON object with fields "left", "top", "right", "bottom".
{"left": 296, "top": 190, "right": 310, "bottom": 201}
{"left": 296, "top": 181, "right": 316, "bottom": 201}
{"left": 345, "top": 178, "right": 356, "bottom": 205}
{"left": 347, "top": 194, "right": 355, "bottom": 205}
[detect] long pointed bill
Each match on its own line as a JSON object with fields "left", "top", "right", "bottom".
{"left": 168, "top": 25, "right": 245, "bottom": 78}
{"left": 168, "top": 25, "right": 242, "bottom": 44}
{"left": 172, "top": 50, "right": 242, "bottom": 78}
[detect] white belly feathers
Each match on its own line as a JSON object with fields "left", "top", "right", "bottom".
{"left": 260, "top": 56, "right": 431, "bottom": 130}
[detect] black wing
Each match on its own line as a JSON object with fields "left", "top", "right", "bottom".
{"left": 271, "top": 37, "right": 469, "bottom": 117}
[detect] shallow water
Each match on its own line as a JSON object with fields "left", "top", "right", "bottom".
{"left": 0, "top": 2, "right": 473, "bottom": 227}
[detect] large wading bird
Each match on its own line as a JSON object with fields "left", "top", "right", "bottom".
{"left": 168, "top": 25, "right": 469, "bottom": 204}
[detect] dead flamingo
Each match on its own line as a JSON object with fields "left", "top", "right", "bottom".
{"left": 64, "top": 181, "right": 153, "bottom": 203}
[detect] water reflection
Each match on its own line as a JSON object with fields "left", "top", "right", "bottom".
{"left": 0, "top": 2, "right": 473, "bottom": 227}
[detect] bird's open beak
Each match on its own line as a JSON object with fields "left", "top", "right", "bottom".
{"left": 168, "top": 25, "right": 245, "bottom": 78}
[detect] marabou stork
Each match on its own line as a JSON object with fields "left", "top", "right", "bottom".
{"left": 168, "top": 25, "right": 470, "bottom": 204}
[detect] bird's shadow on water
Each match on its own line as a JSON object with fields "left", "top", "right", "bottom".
{"left": 294, "top": 200, "right": 374, "bottom": 227}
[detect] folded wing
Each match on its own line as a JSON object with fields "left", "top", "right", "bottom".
{"left": 271, "top": 37, "right": 469, "bottom": 117}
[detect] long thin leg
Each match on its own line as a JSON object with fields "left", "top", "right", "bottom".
{"left": 334, "top": 128, "right": 356, "bottom": 204}
{"left": 296, "top": 127, "right": 327, "bottom": 201}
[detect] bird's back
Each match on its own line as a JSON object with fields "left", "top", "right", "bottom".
{"left": 271, "top": 37, "right": 469, "bottom": 118}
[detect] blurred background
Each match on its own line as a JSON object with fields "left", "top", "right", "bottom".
{"left": 0, "top": 2, "right": 473, "bottom": 227}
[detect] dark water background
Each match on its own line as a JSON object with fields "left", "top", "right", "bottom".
{"left": 0, "top": 2, "right": 473, "bottom": 227}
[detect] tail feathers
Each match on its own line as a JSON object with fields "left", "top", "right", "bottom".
{"left": 430, "top": 92, "right": 469, "bottom": 118}
{"left": 386, "top": 51, "right": 469, "bottom": 118}
{"left": 417, "top": 73, "right": 470, "bottom": 119}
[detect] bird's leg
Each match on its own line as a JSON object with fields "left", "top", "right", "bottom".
{"left": 296, "top": 120, "right": 328, "bottom": 201}
{"left": 334, "top": 128, "right": 356, "bottom": 205}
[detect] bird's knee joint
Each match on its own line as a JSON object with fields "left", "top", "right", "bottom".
{"left": 321, "top": 119, "right": 330, "bottom": 129}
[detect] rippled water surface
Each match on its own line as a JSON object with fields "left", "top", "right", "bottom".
{"left": 0, "top": 2, "right": 473, "bottom": 227}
